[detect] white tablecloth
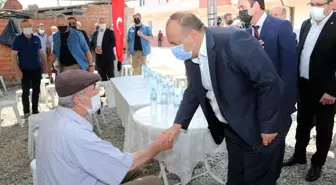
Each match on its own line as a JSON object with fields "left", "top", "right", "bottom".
{"left": 131, "top": 106, "right": 225, "bottom": 185}
{"left": 111, "top": 76, "right": 151, "bottom": 151}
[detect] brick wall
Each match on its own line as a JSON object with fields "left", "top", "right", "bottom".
{"left": 0, "top": 4, "right": 133, "bottom": 82}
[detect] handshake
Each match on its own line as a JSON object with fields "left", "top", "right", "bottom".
{"left": 150, "top": 124, "right": 182, "bottom": 155}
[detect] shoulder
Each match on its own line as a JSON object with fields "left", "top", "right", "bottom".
{"left": 32, "top": 35, "right": 41, "bottom": 42}
{"left": 128, "top": 26, "right": 135, "bottom": 32}
{"left": 211, "top": 27, "right": 249, "bottom": 41}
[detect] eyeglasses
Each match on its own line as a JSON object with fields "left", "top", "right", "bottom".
{"left": 307, "top": 2, "right": 329, "bottom": 7}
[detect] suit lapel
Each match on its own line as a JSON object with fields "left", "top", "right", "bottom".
{"left": 205, "top": 29, "right": 219, "bottom": 98}
{"left": 259, "top": 15, "right": 271, "bottom": 41}
{"left": 101, "top": 30, "right": 109, "bottom": 49}
{"left": 298, "top": 20, "right": 312, "bottom": 53}
{"left": 313, "top": 13, "right": 336, "bottom": 50}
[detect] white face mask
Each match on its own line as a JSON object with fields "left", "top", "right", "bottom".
{"left": 99, "top": 23, "right": 106, "bottom": 30}
{"left": 84, "top": 95, "right": 101, "bottom": 114}
{"left": 38, "top": 29, "right": 45, "bottom": 34}
{"left": 310, "top": 7, "right": 326, "bottom": 21}
{"left": 23, "top": 27, "right": 33, "bottom": 35}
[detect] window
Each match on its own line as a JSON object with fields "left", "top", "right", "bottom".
{"left": 139, "top": 0, "right": 145, "bottom": 6}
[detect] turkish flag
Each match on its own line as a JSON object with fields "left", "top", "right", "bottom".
{"left": 112, "top": 0, "right": 124, "bottom": 63}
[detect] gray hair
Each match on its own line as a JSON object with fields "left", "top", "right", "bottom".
{"left": 56, "top": 13, "right": 67, "bottom": 21}
{"left": 58, "top": 91, "right": 83, "bottom": 108}
{"left": 167, "top": 12, "right": 205, "bottom": 36}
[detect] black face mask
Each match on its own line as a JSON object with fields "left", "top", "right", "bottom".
{"left": 226, "top": 20, "right": 233, "bottom": 25}
{"left": 96, "top": 26, "right": 99, "bottom": 30}
{"left": 134, "top": 18, "right": 141, "bottom": 24}
{"left": 239, "top": 10, "right": 253, "bottom": 24}
{"left": 58, "top": 26, "right": 68, "bottom": 33}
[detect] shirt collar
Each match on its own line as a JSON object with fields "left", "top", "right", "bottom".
{"left": 56, "top": 106, "right": 93, "bottom": 130}
{"left": 311, "top": 10, "right": 333, "bottom": 26}
{"left": 191, "top": 33, "right": 207, "bottom": 64}
{"left": 254, "top": 12, "right": 267, "bottom": 28}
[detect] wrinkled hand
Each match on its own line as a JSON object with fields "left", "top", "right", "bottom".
{"left": 137, "top": 30, "right": 144, "bottom": 37}
{"left": 259, "top": 40, "right": 264, "bottom": 48}
{"left": 320, "top": 93, "right": 335, "bottom": 105}
{"left": 163, "top": 124, "right": 182, "bottom": 143}
{"left": 16, "top": 70, "right": 23, "bottom": 80}
{"left": 261, "top": 133, "right": 278, "bottom": 146}
{"left": 154, "top": 132, "right": 173, "bottom": 152}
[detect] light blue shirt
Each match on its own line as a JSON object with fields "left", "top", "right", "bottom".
{"left": 127, "top": 24, "right": 153, "bottom": 56}
{"left": 36, "top": 107, "right": 134, "bottom": 185}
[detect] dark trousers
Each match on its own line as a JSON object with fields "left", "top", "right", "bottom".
{"left": 294, "top": 78, "right": 336, "bottom": 166}
{"left": 158, "top": 40, "right": 162, "bottom": 47}
{"left": 96, "top": 57, "right": 114, "bottom": 81}
{"left": 21, "top": 68, "right": 42, "bottom": 114}
{"left": 225, "top": 126, "right": 282, "bottom": 185}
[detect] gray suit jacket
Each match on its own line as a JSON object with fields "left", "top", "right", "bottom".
{"left": 174, "top": 27, "right": 285, "bottom": 153}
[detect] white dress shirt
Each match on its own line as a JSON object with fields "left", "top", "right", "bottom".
{"left": 192, "top": 34, "right": 227, "bottom": 123}
{"left": 252, "top": 12, "right": 268, "bottom": 37}
{"left": 300, "top": 11, "right": 333, "bottom": 79}
{"left": 36, "top": 107, "right": 134, "bottom": 185}
{"left": 97, "top": 29, "right": 106, "bottom": 47}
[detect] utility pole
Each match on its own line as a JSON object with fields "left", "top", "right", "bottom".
{"left": 207, "top": 0, "right": 218, "bottom": 27}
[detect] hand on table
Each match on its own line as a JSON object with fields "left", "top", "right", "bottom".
{"left": 320, "top": 93, "right": 335, "bottom": 105}
{"left": 261, "top": 133, "right": 278, "bottom": 146}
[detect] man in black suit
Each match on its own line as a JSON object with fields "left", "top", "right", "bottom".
{"left": 91, "top": 17, "right": 116, "bottom": 81}
{"left": 164, "top": 12, "right": 285, "bottom": 185}
{"left": 283, "top": 0, "right": 336, "bottom": 182}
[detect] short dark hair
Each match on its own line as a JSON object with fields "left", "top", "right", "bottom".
{"left": 68, "top": 16, "right": 77, "bottom": 21}
{"left": 224, "top": 13, "right": 232, "bottom": 20}
{"left": 249, "top": 0, "right": 265, "bottom": 10}
{"left": 167, "top": 12, "right": 205, "bottom": 35}
{"left": 133, "top": 13, "right": 141, "bottom": 18}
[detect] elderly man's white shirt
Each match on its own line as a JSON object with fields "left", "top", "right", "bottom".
{"left": 191, "top": 34, "right": 227, "bottom": 123}
{"left": 36, "top": 106, "right": 134, "bottom": 185}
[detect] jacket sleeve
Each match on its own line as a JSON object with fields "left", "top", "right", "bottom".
{"left": 111, "top": 30, "right": 116, "bottom": 48}
{"left": 230, "top": 30, "right": 285, "bottom": 134}
{"left": 278, "top": 20, "right": 298, "bottom": 113}
{"left": 174, "top": 77, "right": 200, "bottom": 130}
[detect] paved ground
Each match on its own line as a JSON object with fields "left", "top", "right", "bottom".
{"left": 0, "top": 48, "right": 336, "bottom": 185}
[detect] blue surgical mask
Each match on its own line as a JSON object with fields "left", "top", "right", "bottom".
{"left": 171, "top": 36, "right": 195, "bottom": 61}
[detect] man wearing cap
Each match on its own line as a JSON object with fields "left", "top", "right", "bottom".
{"left": 36, "top": 69, "right": 170, "bottom": 185}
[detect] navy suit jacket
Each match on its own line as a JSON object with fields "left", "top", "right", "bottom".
{"left": 174, "top": 28, "right": 285, "bottom": 153}
{"left": 247, "top": 15, "right": 298, "bottom": 116}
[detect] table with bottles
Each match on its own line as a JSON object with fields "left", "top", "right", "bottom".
{"left": 124, "top": 65, "right": 226, "bottom": 185}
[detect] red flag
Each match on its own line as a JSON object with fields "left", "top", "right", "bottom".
{"left": 112, "top": 0, "right": 124, "bottom": 62}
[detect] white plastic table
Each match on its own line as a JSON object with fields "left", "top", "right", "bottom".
{"left": 131, "top": 106, "right": 226, "bottom": 185}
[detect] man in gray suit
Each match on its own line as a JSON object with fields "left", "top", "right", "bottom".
{"left": 163, "top": 12, "right": 286, "bottom": 185}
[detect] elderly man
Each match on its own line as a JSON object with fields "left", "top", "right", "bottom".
{"left": 34, "top": 23, "right": 48, "bottom": 57}
{"left": 36, "top": 70, "right": 170, "bottom": 185}
{"left": 11, "top": 19, "right": 48, "bottom": 118}
{"left": 164, "top": 12, "right": 284, "bottom": 185}
{"left": 48, "top": 14, "right": 93, "bottom": 74}
{"left": 270, "top": 5, "right": 298, "bottom": 44}
{"left": 91, "top": 17, "right": 116, "bottom": 81}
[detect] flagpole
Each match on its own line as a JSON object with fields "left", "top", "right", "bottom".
{"left": 207, "top": 0, "right": 211, "bottom": 27}
{"left": 108, "top": 0, "right": 112, "bottom": 28}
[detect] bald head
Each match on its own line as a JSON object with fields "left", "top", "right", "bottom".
{"left": 50, "top": 26, "right": 58, "bottom": 32}
{"left": 270, "top": 6, "right": 287, "bottom": 20}
{"left": 166, "top": 12, "right": 205, "bottom": 59}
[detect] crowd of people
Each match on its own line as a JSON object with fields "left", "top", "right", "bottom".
{"left": 9, "top": 0, "right": 335, "bottom": 184}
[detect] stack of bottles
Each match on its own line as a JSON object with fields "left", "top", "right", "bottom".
{"left": 142, "top": 65, "right": 186, "bottom": 120}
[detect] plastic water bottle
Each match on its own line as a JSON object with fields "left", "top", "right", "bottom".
{"left": 161, "top": 85, "right": 168, "bottom": 105}
{"left": 168, "top": 81, "right": 175, "bottom": 104}
{"left": 174, "top": 93, "right": 181, "bottom": 114}
{"left": 150, "top": 88, "right": 157, "bottom": 113}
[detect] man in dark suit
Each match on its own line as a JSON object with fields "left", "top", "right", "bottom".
{"left": 283, "top": 0, "right": 336, "bottom": 182}
{"left": 238, "top": 0, "right": 298, "bottom": 179}
{"left": 91, "top": 17, "right": 116, "bottom": 81}
{"left": 164, "top": 12, "right": 285, "bottom": 185}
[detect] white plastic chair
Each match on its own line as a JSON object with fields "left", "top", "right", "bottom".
{"left": 30, "top": 159, "right": 38, "bottom": 185}
{"left": 0, "top": 99, "right": 23, "bottom": 132}
{"left": 15, "top": 89, "right": 33, "bottom": 103}
{"left": 121, "top": 65, "right": 133, "bottom": 76}
{"left": 0, "top": 76, "right": 7, "bottom": 91}
{"left": 28, "top": 113, "right": 44, "bottom": 159}
{"left": 45, "top": 84, "right": 56, "bottom": 108}
{"left": 40, "top": 79, "right": 51, "bottom": 101}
